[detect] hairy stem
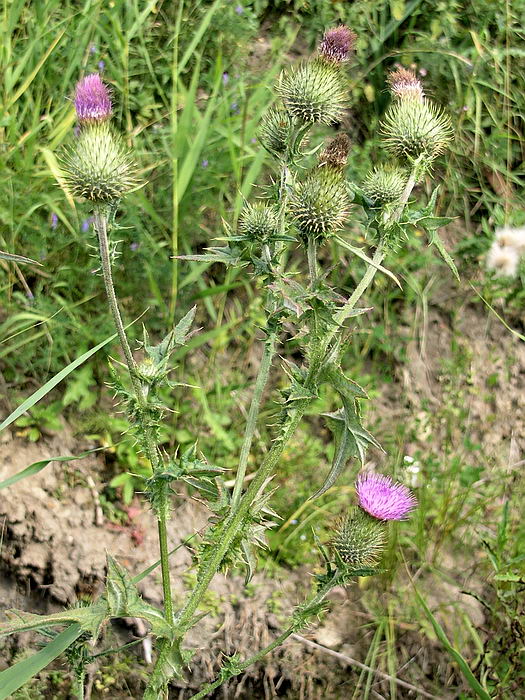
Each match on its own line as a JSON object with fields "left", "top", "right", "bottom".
{"left": 94, "top": 210, "right": 174, "bottom": 637}
{"left": 307, "top": 235, "right": 318, "bottom": 286}
{"left": 187, "top": 571, "right": 341, "bottom": 699}
{"left": 231, "top": 330, "right": 277, "bottom": 507}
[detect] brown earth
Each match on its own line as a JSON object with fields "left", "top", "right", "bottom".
{"left": 1, "top": 287, "right": 524, "bottom": 698}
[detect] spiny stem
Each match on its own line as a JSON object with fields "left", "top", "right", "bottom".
{"left": 187, "top": 572, "right": 341, "bottom": 699}
{"left": 307, "top": 235, "right": 318, "bottom": 286}
{"left": 94, "top": 210, "right": 174, "bottom": 639}
{"left": 231, "top": 330, "right": 277, "bottom": 507}
{"left": 93, "top": 211, "right": 140, "bottom": 397}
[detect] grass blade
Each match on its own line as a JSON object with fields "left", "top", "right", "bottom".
{"left": 0, "top": 332, "right": 118, "bottom": 433}
{"left": 0, "top": 450, "right": 97, "bottom": 490}
{"left": 0, "top": 624, "right": 83, "bottom": 700}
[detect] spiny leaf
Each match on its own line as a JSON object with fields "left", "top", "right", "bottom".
{"left": 0, "top": 602, "right": 107, "bottom": 640}
{"left": 428, "top": 228, "right": 460, "bottom": 281}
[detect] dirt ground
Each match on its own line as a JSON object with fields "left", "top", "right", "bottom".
{"left": 1, "top": 285, "right": 523, "bottom": 698}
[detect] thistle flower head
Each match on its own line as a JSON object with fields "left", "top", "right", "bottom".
{"left": 388, "top": 67, "right": 424, "bottom": 102}
{"left": 330, "top": 507, "right": 386, "bottom": 568}
{"left": 362, "top": 165, "right": 408, "bottom": 204}
{"left": 74, "top": 73, "right": 112, "bottom": 122}
{"left": 381, "top": 98, "right": 452, "bottom": 162}
{"left": 62, "top": 123, "right": 136, "bottom": 202}
{"left": 289, "top": 167, "right": 350, "bottom": 240}
{"left": 318, "top": 133, "right": 351, "bottom": 170}
{"left": 259, "top": 106, "right": 294, "bottom": 156}
{"left": 239, "top": 202, "right": 279, "bottom": 242}
{"left": 495, "top": 226, "right": 525, "bottom": 254}
{"left": 318, "top": 25, "right": 356, "bottom": 64}
{"left": 486, "top": 241, "right": 520, "bottom": 278}
{"left": 356, "top": 473, "right": 417, "bottom": 521}
{"left": 277, "top": 58, "right": 348, "bottom": 125}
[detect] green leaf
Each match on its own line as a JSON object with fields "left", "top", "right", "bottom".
{"left": 0, "top": 450, "right": 97, "bottom": 490}
{"left": 0, "top": 250, "right": 42, "bottom": 266}
{"left": 172, "top": 305, "right": 197, "bottom": 345}
{"left": 0, "top": 331, "right": 119, "bottom": 433}
{"left": 322, "top": 364, "right": 369, "bottom": 400}
{"left": 0, "top": 624, "right": 83, "bottom": 700}
{"left": 105, "top": 556, "right": 173, "bottom": 639}
{"left": 335, "top": 236, "right": 402, "bottom": 289}
{"left": 413, "top": 585, "right": 491, "bottom": 700}
{"left": 428, "top": 229, "right": 460, "bottom": 281}
{"left": 0, "top": 601, "right": 108, "bottom": 639}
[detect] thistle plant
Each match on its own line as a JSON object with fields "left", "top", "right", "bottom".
{"left": 0, "top": 30, "right": 456, "bottom": 699}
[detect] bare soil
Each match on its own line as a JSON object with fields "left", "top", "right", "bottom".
{"left": 1, "top": 286, "right": 524, "bottom": 698}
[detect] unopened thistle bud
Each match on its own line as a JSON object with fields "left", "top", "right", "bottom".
{"left": 239, "top": 203, "right": 279, "bottom": 241}
{"left": 259, "top": 107, "right": 294, "bottom": 156}
{"left": 362, "top": 165, "right": 407, "bottom": 204}
{"left": 318, "top": 133, "right": 351, "bottom": 170}
{"left": 330, "top": 507, "right": 386, "bottom": 568}
{"left": 62, "top": 123, "right": 136, "bottom": 202}
{"left": 277, "top": 58, "right": 348, "bottom": 125}
{"left": 318, "top": 26, "right": 356, "bottom": 65}
{"left": 381, "top": 98, "right": 452, "bottom": 162}
{"left": 387, "top": 67, "right": 424, "bottom": 102}
{"left": 74, "top": 73, "right": 112, "bottom": 122}
{"left": 289, "top": 167, "right": 350, "bottom": 240}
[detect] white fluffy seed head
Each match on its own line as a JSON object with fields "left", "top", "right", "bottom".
{"left": 486, "top": 242, "right": 520, "bottom": 278}
{"left": 495, "top": 226, "right": 525, "bottom": 254}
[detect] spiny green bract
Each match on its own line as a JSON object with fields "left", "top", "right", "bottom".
{"left": 381, "top": 98, "right": 452, "bottom": 161}
{"left": 62, "top": 123, "right": 137, "bottom": 202}
{"left": 239, "top": 202, "right": 279, "bottom": 241}
{"left": 289, "top": 168, "right": 349, "bottom": 239}
{"left": 277, "top": 58, "right": 347, "bottom": 125}
{"left": 330, "top": 507, "right": 386, "bottom": 568}
{"left": 362, "top": 165, "right": 407, "bottom": 204}
{"left": 259, "top": 106, "right": 294, "bottom": 155}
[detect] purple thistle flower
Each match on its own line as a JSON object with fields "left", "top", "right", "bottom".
{"left": 50, "top": 213, "right": 58, "bottom": 229}
{"left": 356, "top": 473, "right": 417, "bottom": 521}
{"left": 74, "top": 73, "right": 112, "bottom": 122}
{"left": 319, "top": 25, "right": 356, "bottom": 64}
{"left": 387, "top": 67, "right": 424, "bottom": 102}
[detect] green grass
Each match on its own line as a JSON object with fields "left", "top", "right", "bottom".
{"left": 1, "top": 1, "right": 525, "bottom": 698}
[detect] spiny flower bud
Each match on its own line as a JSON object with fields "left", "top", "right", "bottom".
{"left": 62, "top": 123, "right": 136, "bottom": 202}
{"left": 318, "top": 26, "right": 356, "bottom": 65}
{"left": 277, "top": 58, "right": 348, "bottom": 125}
{"left": 289, "top": 167, "right": 350, "bottom": 240}
{"left": 330, "top": 507, "right": 386, "bottom": 568}
{"left": 74, "top": 73, "right": 112, "bottom": 122}
{"left": 362, "top": 165, "right": 407, "bottom": 204}
{"left": 356, "top": 473, "right": 417, "bottom": 521}
{"left": 259, "top": 107, "right": 294, "bottom": 156}
{"left": 239, "top": 203, "right": 279, "bottom": 241}
{"left": 387, "top": 67, "right": 424, "bottom": 102}
{"left": 381, "top": 98, "right": 452, "bottom": 161}
{"left": 318, "top": 133, "right": 351, "bottom": 170}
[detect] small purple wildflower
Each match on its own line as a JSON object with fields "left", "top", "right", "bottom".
{"left": 201, "top": 159, "right": 209, "bottom": 168}
{"left": 90, "top": 44, "right": 97, "bottom": 55}
{"left": 418, "top": 67, "right": 427, "bottom": 77}
{"left": 51, "top": 213, "right": 58, "bottom": 229}
{"left": 222, "top": 72, "right": 229, "bottom": 86}
{"left": 130, "top": 242, "right": 139, "bottom": 251}
{"left": 356, "top": 473, "right": 417, "bottom": 521}
{"left": 26, "top": 290, "right": 35, "bottom": 301}
{"left": 231, "top": 101, "right": 240, "bottom": 114}
{"left": 74, "top": 73, "right": 112, "bottom": 122}
{"left": 318, "top": 25, "right": 356, "bottom": 64}
{"left": 98, "top": 60, "right": 105, "bottom": 72}
{"left": 81, "top": 217, "right": 93, "bottom": 233}
{"left": 235, "top": 4, "right": 243, "bottom": 14}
